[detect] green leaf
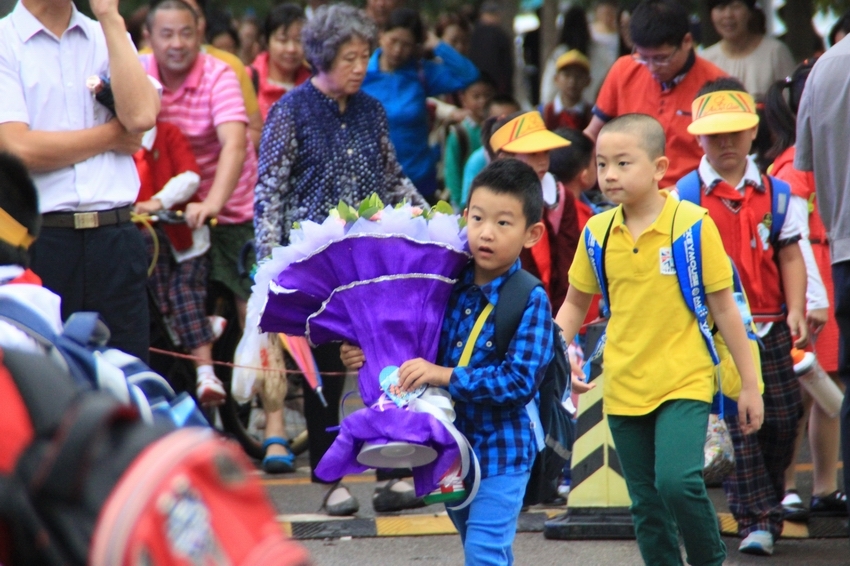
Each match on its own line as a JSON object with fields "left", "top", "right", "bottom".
{"left": 431, "top": 200, "right": 454, "bottom": 215}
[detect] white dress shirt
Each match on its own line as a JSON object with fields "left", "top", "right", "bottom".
{"left": 0, "top": 2, "right": 140, "bottom": 213}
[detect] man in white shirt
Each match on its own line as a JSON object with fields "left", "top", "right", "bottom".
{"left": 0, "top": 0, "right": 159, "bottom": 360}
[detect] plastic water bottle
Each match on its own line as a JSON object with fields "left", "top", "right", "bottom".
{"left": 791, "top": 349, "right": 844, "bottom": 418}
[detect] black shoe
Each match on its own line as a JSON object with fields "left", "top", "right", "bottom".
{"left": 782, "top": 489, "right": 809, "bottom": 523}
{"left": 372, "top": 479, "right": 427, "bottom": 513}
{"left": 320, "top": 481, "right": 360, "bottom": 517}
{"left": 810, "top": 491, "right": 848, "bottom": 517}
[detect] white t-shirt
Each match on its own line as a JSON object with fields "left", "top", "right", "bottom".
{"left": 701, "top": 36, "right": 796, "bottom": 99}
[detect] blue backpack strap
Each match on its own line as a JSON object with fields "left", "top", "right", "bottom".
{"left": 669, "top": 204, "right": 730, "bottom": 418}
{"left": 766, "top": 175, "right": 791, "bottom": 243}
{"left": 581, "top": 213, "right": 617, "bottom": 376}
{"left": 675, "top": 170, "right": 703, "bottom": 205}
{"left": 0, "top": 297, "right": 97, "bottom": 388}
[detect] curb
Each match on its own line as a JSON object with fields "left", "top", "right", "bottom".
{"left": 278, "top": 509, "right": 561, "bottom": 540}
{"left": 277, "top": 510, "right": 848, "bottom": 540}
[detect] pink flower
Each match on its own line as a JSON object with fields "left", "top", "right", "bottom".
{"left": 369, "top": 209, "right": 384, "bottom": 221}
{"left": 410, "top": 207, "right": 424, "bottom": 217}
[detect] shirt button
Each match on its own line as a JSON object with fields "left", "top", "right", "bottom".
{"left": 633, "top": 248, "right": 638, "bottom": 254}
{"left": 464, "top": 308, "right": 472, "bottom": 315}
{"left": 485, "top": 341, "right": 493, "bottom": 348}
{"left": 456, "top": 341, "right": 463, "bottom": 348}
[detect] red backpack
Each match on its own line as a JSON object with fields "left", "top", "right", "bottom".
{"left": 0, "top": 347, "right": 310, "bottom": 566}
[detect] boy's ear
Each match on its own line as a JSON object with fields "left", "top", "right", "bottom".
{"left": 653, "top": 155, "right": 670, "bottom": 182}
{"left": 523, "top": 221, "right": 546, "bottom": 249}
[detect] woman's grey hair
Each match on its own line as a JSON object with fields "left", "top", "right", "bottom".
{"left": 302, "top": 4, "right": 377, "bottom": 73}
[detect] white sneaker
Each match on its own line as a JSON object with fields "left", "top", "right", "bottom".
{"left": 196, "top": 372, "right": 226, "bottom": 406}
{"left": 739, "top": 530, "right": 774, "bottom": 556}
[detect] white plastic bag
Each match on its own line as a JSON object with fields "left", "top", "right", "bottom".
{"left": 703, "top": 414, "right": 735, "bottom": 484}
{"left": 232, "top": 289, "right": 287, "bottom": 410}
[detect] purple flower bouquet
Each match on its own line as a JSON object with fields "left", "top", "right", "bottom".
{"left": 255, "top": 198, "right": 472, "bottom": 495}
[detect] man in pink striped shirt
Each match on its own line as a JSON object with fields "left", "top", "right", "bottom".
{"left": 141, "top": 0, "right": 258, "bottom": 401}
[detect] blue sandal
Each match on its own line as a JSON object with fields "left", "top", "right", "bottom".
{"left": 262, "top": 436, "right": 296, "bottom": 474}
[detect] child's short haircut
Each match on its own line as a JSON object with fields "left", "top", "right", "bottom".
{"left": 465, "top": 72, "right": 497, "bottom": 93}
{"left": 469, "top": 159, "right": 544, "bottom": 226}
{"left": 549, "top": 128, "right": 594, "bottom": 183}
{"left": 629, "top": 0, "right": 689, "bottom": 49}
{"left": 0, "top": 152, "right": 40, "bottom": 267}
{"left": 487, "top": 94, "right": 520, "bottom": 112}
{"left": 599, "top": 114, "right": 666, "bottom": 160}
{"left": 696, "top": 76, "right": 748, "bottom": 98}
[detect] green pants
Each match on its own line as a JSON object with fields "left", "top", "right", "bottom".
{"left": 608, "top": 400, "right": 726, "bottom": 566}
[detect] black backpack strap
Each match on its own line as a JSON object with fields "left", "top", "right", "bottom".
{"left": 494, "top": 269, "right": 543, "bottom": 358}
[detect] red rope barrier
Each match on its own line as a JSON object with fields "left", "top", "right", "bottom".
{"left": 148, "top": 347, "right": 349, "bottom": 376}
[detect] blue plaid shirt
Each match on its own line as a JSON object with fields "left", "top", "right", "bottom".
{"left": 440, "top": 260, "right": 555, "bottom": 478}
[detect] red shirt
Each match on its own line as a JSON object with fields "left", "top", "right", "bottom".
{"left": 594, "top": 54, "right": 727, "bottom": 188}
{"left": 542, "top": 100, "right": 591, "bottom": 131}
{"left": 520, "top": 190, "right": 580, "bottom": 311}
{"left": 772, "top": 146, "right": 826, "bottom": 243}
{"left": 697, "top": 174, "right": 786, "bottom": 316}
{"left": 250, "top": 52, "right": 312, "bottom": 120}
{"left": 134, "top": 122, "right": 201, "bottom": 251}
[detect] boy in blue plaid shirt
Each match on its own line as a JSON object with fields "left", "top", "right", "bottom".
{"left": 344, "top": 159, "right": 555, "bottom": 565}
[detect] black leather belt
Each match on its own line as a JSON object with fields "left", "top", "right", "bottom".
{"left": 41, "top": 206, "right": 132, "bottom": 229}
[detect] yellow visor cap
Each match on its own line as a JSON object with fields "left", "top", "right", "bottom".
{"left": 687, "top": 90, "right": 759, "bottom": 135}
{"left": 490, "top": 111, "right": 571, "bottom": 154}
{"left": 556, "top": 49, "right": 590, "bottom": 73}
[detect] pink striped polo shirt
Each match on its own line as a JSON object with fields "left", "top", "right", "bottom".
{"left": 141, "top": 53, "right": 256, "bottom": 224}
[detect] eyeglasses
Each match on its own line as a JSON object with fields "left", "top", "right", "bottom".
{"left": 631, "top": 46, "right": 680, "bottom": 67}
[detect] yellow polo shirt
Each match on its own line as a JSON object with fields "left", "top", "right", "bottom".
{"left": 569, "top": 191, "right": 733, "bottom": 416}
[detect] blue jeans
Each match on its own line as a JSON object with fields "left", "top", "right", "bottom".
{"left": 446, "top": 471, "right": 530, "bottom": 566}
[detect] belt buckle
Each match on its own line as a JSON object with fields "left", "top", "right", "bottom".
{"left": 73, "top": 211, "right": 99, "bottom": 229}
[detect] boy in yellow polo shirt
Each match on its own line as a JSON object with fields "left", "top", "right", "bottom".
{"left": 555, "top": 114, "right": 763, "bottom": 566}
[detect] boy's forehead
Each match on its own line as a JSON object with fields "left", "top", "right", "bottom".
{"left": 597, "top": 131, "right": 645, "bottom": 155}
{"left": 469, "top": 186, "right": 524, "bottom": 213}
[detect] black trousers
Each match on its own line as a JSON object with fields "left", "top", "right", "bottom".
{"left": 30, "top": 223, "right": 149, "bottom": 361}
{"left": 829, "top": 261, "right": 850, "bottom": 519}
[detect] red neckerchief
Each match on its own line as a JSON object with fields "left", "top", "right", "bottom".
{"left": 6, "top": 269, "right": 42, "bottom": 286}
{"left": 709, "top": 180, "right": 765, "bottom": 299}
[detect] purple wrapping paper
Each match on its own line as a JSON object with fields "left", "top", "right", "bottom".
{"left": 257, "top": 232, "right": 471, "bottom": 494}
{"left": 259, "top": 236, "right": 470, "bottom": 405}
{"left": 314, "top": 406, "right": 461, "bottom": 497}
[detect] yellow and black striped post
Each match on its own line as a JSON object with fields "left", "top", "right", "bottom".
{"left": 544, "top": 323, "right": 634, "bottom": 539}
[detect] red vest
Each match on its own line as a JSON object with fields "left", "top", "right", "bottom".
{"left": 133, "top": 122, "right": 201, "bottom": 251}
{"left": 700, "top": 175, "right": 785, "bottom": 316}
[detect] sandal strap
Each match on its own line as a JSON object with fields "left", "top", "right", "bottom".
{"left": 262, "top": 436, "right": 291, "bottom": 450}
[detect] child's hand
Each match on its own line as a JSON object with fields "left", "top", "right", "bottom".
{"left": 571, "top": 372, "right": 596, "bottom": 394}
{"left": 340, "top": 341, "right": 365, "bottom": 369}
{"left": 737, "top": 386, "right": 764, "bottom": 435}
{"left": 787, "top": 310, "right": 809, "bottom": 349}
{"left": 398, "top": 358, "right": 453, "bottom": 391}
{"left": 134, "top": 199, "right": 163, "bottom": 215}
{"left": 807, "top": 308, "right": 828, "bottom": 336}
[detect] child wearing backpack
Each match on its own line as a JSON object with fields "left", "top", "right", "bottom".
{"left": 679, "top": 78, "right": 809, "bottom": 555}
{"left": 444, "top": 76, "right": 497, "bottom": 210}
{"left": 556, "top": 114, "right": 763, "bottom": 566}
{"left": 0, "top": 152, "right": 61, "bottom": 353}
{"left": 343, "top": 159, "right": 556, "bottom": 565}
{"left": 762, "top": 61, "right": 847, "bottom": 521}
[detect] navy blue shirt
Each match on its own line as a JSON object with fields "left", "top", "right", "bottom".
{"left": 441, "top": 260, "right": 555, "bottom": 477}
{"left": 254, "top": 80, "right": 424, "bottom": 259}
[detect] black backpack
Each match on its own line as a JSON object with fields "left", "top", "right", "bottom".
{"left": 494, "top": 269, "right": 575, "bottom": 506}
{"left": 0, "top": 347, "right": 174, "bottom": 565}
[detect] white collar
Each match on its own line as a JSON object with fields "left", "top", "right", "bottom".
{"left": 698, "top": 154, "right": 763, "bottom": 193}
